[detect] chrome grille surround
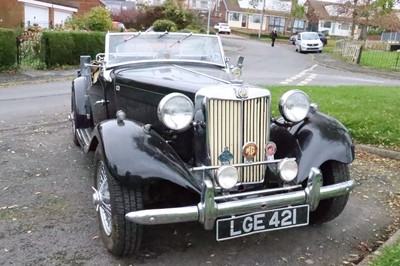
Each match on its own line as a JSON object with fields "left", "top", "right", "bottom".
{"left": 196, "top": 85, "right": 271, "bottom": 184}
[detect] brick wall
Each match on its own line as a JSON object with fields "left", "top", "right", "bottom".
{"left": 0, "top": 0, "right": 24, "bottom": 28}
{"left": 73, "top": 0, "right": 105, "bottom": 15}
{"left": 0, "top": 0, "right": 105, "bottom": 29}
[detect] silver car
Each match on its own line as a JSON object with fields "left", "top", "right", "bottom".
{"left": 295, "top": 32, "right": 323, "bottom": 53}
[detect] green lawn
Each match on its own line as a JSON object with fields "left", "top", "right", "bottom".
{"left": 268, "top": 86, "right": 400, "bottom": 149}
{"left": 360, "top": 50, "right": 400, "bottom": 71}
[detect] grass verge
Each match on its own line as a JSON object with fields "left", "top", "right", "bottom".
{"left": 268, "top": 86, "right": 400, "bottom": 149}
{"left": 370, "top": 239, "right": 400, "bottom": 266}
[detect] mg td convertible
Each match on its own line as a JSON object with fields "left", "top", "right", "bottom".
{"left": 70, "top": 31, "right": 356, "bottom": 256}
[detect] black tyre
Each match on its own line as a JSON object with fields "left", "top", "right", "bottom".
{"left": 310, "top": 161, "right": 350, "bottom": 224}
{"left": 93, "top": 145, "right": 143, "bottom": 256}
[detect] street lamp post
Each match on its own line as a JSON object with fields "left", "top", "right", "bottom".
{"left": 258, "top": 0, "right": 266, "bottom": 38}
{"left": 207, "top": 0, "right": 211, "bottom": 34}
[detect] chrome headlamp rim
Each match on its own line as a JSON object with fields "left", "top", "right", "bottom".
{"left": 157, "top": 93, "right": 194, "bottom": 131}
{"left": 216, "top": 165, "right": 238, "bottom": 190}
{"left": 231, "top": 66, "right": 242, "bottom": 78}
{"left": 278, "top": 89, "right": 310, "bottom": 123}
{"left": 277, "top": 158, "right": 298, "bottom": 183}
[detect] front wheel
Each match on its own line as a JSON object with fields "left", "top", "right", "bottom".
{"left": 93, "top": 145, "right": 143, "bottom": 256}
{"left": 310, "top": 161, "right": 350, "bottom": 224}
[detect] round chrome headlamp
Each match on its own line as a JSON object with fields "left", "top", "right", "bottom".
{"left": 157, "top": 93, "right": 194, "bottom": 131}
{"left": 278, "top": 90, "right": 310, "bottom": 122}
{"left": 277, "top": 158, "right": 298, "bottom": 182}
{"left": 216, "top": 166, "right": 238, "bottom": 190}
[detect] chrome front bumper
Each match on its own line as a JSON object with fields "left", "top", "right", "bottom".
{"left": 125, "top": 167, "right": 356, "bottom": 230}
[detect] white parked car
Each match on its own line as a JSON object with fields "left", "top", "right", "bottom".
{"left": 295, "top": 32, "right": 323, "bottom": 53}
{"left": 214, "top": 22, "right": 231, "bottom": 34}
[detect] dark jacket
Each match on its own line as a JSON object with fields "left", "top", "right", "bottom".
{"left": 270, "top": 31, "right": 277, "bottom": 40}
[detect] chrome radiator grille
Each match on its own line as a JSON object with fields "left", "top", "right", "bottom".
{"left": 207, "top": 97, "right": 269, "bottom": 183}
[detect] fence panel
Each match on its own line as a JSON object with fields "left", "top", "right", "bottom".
{"left": 360, "top": 49, "right": 400, "bottom": 71}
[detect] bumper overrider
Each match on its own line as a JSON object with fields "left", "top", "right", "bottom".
{"left": 125, "top": 167, "right": 355, "bottom": 230}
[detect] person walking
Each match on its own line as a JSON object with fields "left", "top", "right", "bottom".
{"left": 270, "top": 28, "right": 278, "bottom": 47}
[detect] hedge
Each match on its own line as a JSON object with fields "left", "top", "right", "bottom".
{"left": 0, "top": 28, "right": 17, "bottom": 69}
{"left": 41, "top": 31, "right": 105, "bottom": 68}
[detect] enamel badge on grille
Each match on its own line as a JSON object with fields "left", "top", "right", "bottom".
{"left": 265, "top": 141, "right": 277, "bottom": 160}
{"left": 218, "top": 147, "right": 234, "bottom": 165}
{"left": 242, "top": 142, "right": 258, "bottom": 162}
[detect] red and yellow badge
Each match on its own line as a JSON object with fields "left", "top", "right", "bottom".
{"left": 242, "top": 142, "right": 258, "bottom": 159}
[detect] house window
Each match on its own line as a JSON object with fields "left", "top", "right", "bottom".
{"left": 341, "top": 23, "right": 350, "bottom": 30}
{"left": 293, "top": 19, "right": 305, "bottom": 32}
{"left": 200, "top": 0, "right": 208, "bottom": 8}
{"left": 269, "top": 16, "right": 285, "bottom": 32}
{"left": 252, "top": 14, "right": 261, "bottom": 23}
{"left": 323, "top": 21, "right": 331, "bottom": 28}
{"left": 229, "top": 13, "right": 240, "bottom": 21}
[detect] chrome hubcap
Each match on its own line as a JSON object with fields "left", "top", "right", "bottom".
{"left": 94, "top": 161, "right": 112, "bottom": 236}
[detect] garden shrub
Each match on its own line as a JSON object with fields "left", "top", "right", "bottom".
{"left": 152, "top": 19, "right": 177, "bottom": 32}
{"left": 41, "top": 31, "right": 105, "bottom": 68}
{"left": 0, "top": 28, "right": 17, "bottom": 69}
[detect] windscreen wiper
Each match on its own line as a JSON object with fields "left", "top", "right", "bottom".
{"left": 158, "top": 31, "right": 169, "bottom": 38}
{"left": 170, "top": 32, "right": 193, "bottom": 48}
{"left": 116, "top": 31, "right": 141, "bottom": 46}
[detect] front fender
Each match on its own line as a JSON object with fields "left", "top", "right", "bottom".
{"left": 270, "top": 111, "right": 355, "bottom": 183}
{"left": 92, "top": 119, "right": 201, "bottom": 195}
{"left": 72, "top": 76, "right": 91, "bottom": 128}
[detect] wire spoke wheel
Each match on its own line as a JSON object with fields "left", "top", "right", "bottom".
{"left": 93, "top": 145, "right": 143, "bottom": 256}
{"left": 97, "top": 161, "right": 112, "bottom": 236}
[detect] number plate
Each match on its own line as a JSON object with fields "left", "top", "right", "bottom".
{"left": 216, "top": 205, "right": 309, "bottom": 241}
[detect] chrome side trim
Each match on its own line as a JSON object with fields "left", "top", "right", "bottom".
{"left": 125, "top": 167, "right": 356, "bottom": 228}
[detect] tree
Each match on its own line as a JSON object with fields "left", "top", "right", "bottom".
{"left": 85, "top": 7, "right": 113, "bottom": 31}
{"left": 112, "top": 0, "right": 196, "bottom": 32}
{"left": 289, "top": 0, "right": 306, "bottom": 33}
{"left": 338, "top": 0, "right": 399, "bottom": 39}
{"left": 65, "top": 7, "right": 112, "bottom": 31}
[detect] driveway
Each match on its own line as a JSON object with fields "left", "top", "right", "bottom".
{"left": 0, "top": 79, "right": 399, "bottom": 265}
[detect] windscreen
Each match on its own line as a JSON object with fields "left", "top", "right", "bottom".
{"left": 105, "top": 32, "right": 225, "bottom": 67}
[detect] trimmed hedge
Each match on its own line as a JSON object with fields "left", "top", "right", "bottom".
{"left": 0, "top": 28, "right": 17, "bottom": 69}
{"left": 41, "top": 31, "right": 105, "bottom": 68}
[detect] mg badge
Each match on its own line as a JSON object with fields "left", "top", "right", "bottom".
{"left": 236, "top": 87, "right": 248, "bottom": 99}
{"left": 218, "top": 147, "right": 234, "bottom": 165}
{"left": 242, "top": 142, "right": 257, "bottom": 162}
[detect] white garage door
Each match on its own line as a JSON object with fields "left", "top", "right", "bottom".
{"left": 25, "top": 4, "right": 49, "bottom": 28}
{"left": 54, "top": 9, "right": 73, "bottom": 26}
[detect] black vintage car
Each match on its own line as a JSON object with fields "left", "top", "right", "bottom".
{"left": 70, "top": 32, "right": 355, "bottom": 256}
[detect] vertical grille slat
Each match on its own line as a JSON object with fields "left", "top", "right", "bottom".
{"left": 207, "top": 97, "right": 269, "bottom": 183}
